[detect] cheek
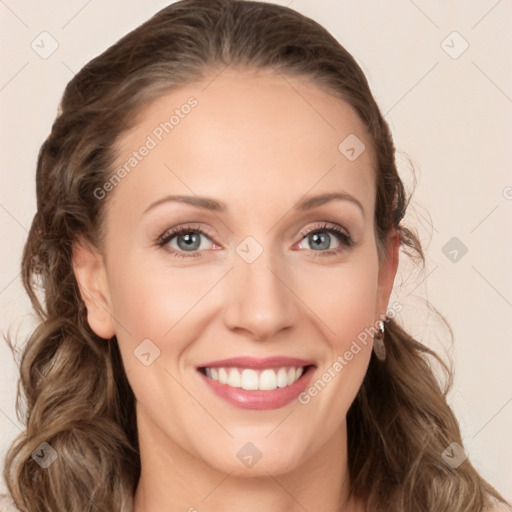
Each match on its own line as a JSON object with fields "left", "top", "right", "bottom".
{"left": 328, "top": 274, "right": 379, "bottom": 353}
{"left": 294, "top": 247, "right": 379, "bottom": 408}
{"left": 295, "top": 245, "right": 380, "bottom": 347}
{"left": 107, "top": 251, "right": 211, "bottom": 340}
{"left": 108, "top": 235, "right": 380, "bottom": 360}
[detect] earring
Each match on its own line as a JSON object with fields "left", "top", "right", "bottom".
{"left": 373, "top": 320, "right": 386, "bottom": 361}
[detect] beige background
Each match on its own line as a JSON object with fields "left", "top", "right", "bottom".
{"left": 1, "top": 0, "right": 511, "bottom": 501}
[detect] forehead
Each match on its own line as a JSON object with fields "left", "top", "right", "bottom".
{"left": 108, "top": 67, "right": 376, "bottom": 222}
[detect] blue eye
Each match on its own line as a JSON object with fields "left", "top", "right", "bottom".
{"left": 157, "top": 225, "right": 214, "bottom": 258}
{"left": 297, "top": 223, "right": 354, "bottom": 257}
{"left": 157, "top": 222, "right": 354, "bottom": 259}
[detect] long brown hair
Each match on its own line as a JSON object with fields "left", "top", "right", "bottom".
{"left": 3, "top": 1, "right": 509, "bottom": 510}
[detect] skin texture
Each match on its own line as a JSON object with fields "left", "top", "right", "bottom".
{"left": 72, "top": 67, "right": 400, "bottom": 512}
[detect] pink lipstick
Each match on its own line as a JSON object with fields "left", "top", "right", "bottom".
{"left": 197, "top": 356, "right": 316, "bottom": 410}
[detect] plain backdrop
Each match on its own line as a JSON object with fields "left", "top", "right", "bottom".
{"left": 1, "top": 0, "right": 511, "bottom": 501}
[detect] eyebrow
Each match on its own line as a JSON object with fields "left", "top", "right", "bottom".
{"left": 143, "top": 192, "right": 365, "bottom": 217}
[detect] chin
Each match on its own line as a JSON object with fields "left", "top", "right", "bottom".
{"left": 199, "top": 438, "right": 308, "bottom": 478}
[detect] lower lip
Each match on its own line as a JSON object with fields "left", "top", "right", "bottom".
{"left": 198, "top": 367, "right": 315, "bottom": 410}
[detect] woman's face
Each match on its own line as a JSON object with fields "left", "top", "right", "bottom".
{"left": 74, "top": 67, "right": 399, "bottom": 477}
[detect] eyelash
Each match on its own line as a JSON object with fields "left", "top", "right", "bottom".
{"left": 156, "top": 222, "right": 354, "bottom": 259}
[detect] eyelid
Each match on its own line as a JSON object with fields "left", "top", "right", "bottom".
{"left": 157, "top": 220, "right": 354, "bottom": 257}
{"left": 294, "top": 222, "right": 354, "bottom": 252}
{"left": 157, "top": 223, "right": 216, "bottom": 245}
{"left": 296, "top": 221, "right": 350, "bottom": 240}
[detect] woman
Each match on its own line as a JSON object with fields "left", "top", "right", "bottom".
{"left": 1, "top": 0, "right": 510, "bottom": 510}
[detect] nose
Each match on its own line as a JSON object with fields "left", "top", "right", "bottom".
{"left": 223, "top": 247, "right": 299, "bottom": 341}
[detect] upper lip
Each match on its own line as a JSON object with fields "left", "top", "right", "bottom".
{"left": 197, "top": 356, "right": 315, "bottom": 369}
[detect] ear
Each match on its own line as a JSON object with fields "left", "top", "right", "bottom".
{"left": 72, "top": 236, "right": 115, "bottom": 339}
{"left": 376, "top": 228, "right": 400, "bottom": 318}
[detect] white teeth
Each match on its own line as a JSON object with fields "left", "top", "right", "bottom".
{"left": 218, "top": 368, "right": 228, "bottom": 385}
{"left": 276, "top": 368, "right": 288, "bottom": 388}
{"left": 241, "top": 369, "right": 259, "bottom": 390}
{"left": 227, "top": 368, "right": 242, "bottom": 387}
{"left": 203, "top": 366, "right": 306, "bottom": 390}
{"left": 259, "top": 369, "right": 277, "bottom": 391}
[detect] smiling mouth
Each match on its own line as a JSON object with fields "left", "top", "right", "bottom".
{"left": 198, "top": 365, "right": 314, "bottom": 391}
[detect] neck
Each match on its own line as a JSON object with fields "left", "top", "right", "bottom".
{"left": 133, "top": 405, "right": 363, "bottom": 512}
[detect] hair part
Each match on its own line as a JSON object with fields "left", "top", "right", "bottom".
{"left": 3, "top": 1, "right": 508, "bottom": 510}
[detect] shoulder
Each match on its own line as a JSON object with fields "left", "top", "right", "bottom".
{"left": 0, "top": 494, "right": 19, "bottom": 512}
